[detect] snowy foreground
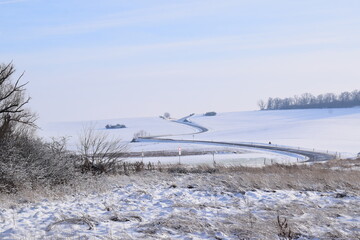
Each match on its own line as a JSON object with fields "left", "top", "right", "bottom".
{"left": 1, "top": 168, "right": 360, "bottom": 239}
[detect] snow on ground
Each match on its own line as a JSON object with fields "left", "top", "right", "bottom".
{"left": 1, "top": 173, "right": 360, "bottom": 239}
{"left": 188, "top": 108, "right": 360, "bottom": 156}
{"left": 3, "top": 108, "right": 360, "bottom": 239}
{"left": 39, "top": 113, "right": 309, "bottom": 165}
{"left": 39, "top": 107, "right": 360, "bottom": 165}
{"left": 130, "top": 139, "right": 307, "bottom": 165}
{"left": 126, "top": 152, "right": 300, "bottom": 166}
{"left": 129, "top": 141, "right": 225, "bottom": 153}
{"left": 39, "top": 116, "right": 194, "bottom": 149}
{"left": 40, "top": 119, "right": 301, "bottom": 165}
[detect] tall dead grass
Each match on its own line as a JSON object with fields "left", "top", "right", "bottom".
{"left": 2, "top": 158, "right": 360, "bottom": 208}
{"left": 166, "top": 159, "right": 360, "bottom": 193}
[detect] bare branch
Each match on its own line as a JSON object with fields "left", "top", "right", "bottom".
{"left": 0, "top": 62, "right": 36, "bottom": 137}
{"left": 77, "top": 124, "right": 129, "bottom": 173}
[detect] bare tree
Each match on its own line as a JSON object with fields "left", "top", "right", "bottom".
{"left": 257, "top": 100, "right": 266, "bottom": 110}
{"left": 77, "top": 125, "right": 129, "bottom": 173}
{"left": 0, "top": 62, "right": 36, "bottom": 138}
{"left": 133, "top": 130, "right": 149, "bottom": 139}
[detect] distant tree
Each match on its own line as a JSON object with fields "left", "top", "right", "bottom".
{"left": 352, "top": 90, "right": 360, "bottom": 104}
{"left": 299, "top": 93, "right": 315, "bottom": 106}
{"left": 316, "top": 94, "right": 325, "bottom": 105}
{"left": 282, "top": 98, "right": 293, "bottom": 109}
{"left": 133, "top": 130, "right": 150, "bottom": 140}
{"left": 323, "top": 93, "right": 336, "bottom": 104}
{"left": 257, "top": 100, "right": 266, "bottom": 110}
{"left": 0, "top": 62, "right": 36, "bottom": 138}
{"left": 164, "top": 112, "right": 171, "bottom": 119}
{"left": 339, "top": 91, "right": 351, "bottom": 103}
{"left": 204, "top": 111, "right": 217, "bottom": 116}
{"left": 266, "top": 97, "right": 274, "bottom": 110}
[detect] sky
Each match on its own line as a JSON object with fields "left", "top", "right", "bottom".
{"left": 1, "top": 0, "right": 360, "bottom": 122}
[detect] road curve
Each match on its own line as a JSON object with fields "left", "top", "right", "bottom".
{"left": 172, "top": 115, "right": 208, "bottom": 134}
{"left": 136, "top": 115, "right": 335, "bottom": 162}
{"left": 136, "top": 138, "right": 334, "bottom": 162}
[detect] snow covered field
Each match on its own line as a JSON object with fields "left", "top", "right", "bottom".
{"left": 40, "top": 107, "right": 360, "bottom": 162}
{"left": 125, "top": 152, "right": 298, "bottom": 167}
{"left": 40, "top": 116, "right": 194, "bottom": 144}
{"left": 189, "top": 108, "right": 360, "bottom": 156}
{"left": 3, "top": 108, "right": 356, "bottom": 239}
{"left": 40, "top": 113, "right": 306, "bottom": 165}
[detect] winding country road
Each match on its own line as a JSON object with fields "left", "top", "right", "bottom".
{"left": 136, "top": 115, "right": 335, "bottom": 162}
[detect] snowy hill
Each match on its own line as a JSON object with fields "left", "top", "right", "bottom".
{"left": 39, "top": 107, "right": 360, "bottom": 157}
{"left": 190, "top": 107, "right": 360, "bottom": 155}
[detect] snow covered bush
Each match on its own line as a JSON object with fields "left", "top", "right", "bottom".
{"left": 0, "top": 133, "right": 77, "bottom": 193}
{"left": 0, "top": 62, "right": 77, "bottom": 193}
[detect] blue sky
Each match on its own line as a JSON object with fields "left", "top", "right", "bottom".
{"left": 1, "top": 0, "right": 360, "bottom": 122}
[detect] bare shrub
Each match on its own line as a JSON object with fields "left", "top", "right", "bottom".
{"left": 277, "top": 215, "right": 298, "bottom": 240}
{"left": 0, "top": 133, "right": 77, "bottom": 193}
{"left": 167, "top": 164, "right": 217, "bottom": 174}
{"left": 156, "top": 162, "right": 360, "bottom": 193}
{"left": 77, "top": 125, "right": 129, "bottom": 174}
{"left": 133, "top": 130, "right": 150, "bottom": 140}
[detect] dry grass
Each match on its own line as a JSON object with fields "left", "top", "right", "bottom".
{"left": 2, "top": 158, "right": 360, "bottom": 208}
{"left": 46, "top": 216, "right": 98, "bottom": 231}
{"left": 165, "top": 159, "right": 360, "bottom": 193}
{"left": 2, "top": 159, "right": 360, "bottom": 239}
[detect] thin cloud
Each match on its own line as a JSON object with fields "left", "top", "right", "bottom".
{"left": 0, "top": 0, "right": 27, "bottom": 4}
{"left": 6, "top": 32, "right": 351, "bottom": 68}
{"left": 35, "top": 0, "right": 242, "bottom": 36}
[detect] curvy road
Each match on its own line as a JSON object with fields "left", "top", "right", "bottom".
{"left": 136, "top": 115, "right": 335, "bottom": 163}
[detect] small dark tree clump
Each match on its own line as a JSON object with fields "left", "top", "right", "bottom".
{"left": 163, "top": 112, "right": 171, "bottom": 119}
{"left": 204, "top": 112, "right": 216, "bottom": 116}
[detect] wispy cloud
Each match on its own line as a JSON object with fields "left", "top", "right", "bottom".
{"left": 35, "top": 0, "right": 242, "bottom": 36}
{"left": 0, "top": 0, "right": 27, "bottom": 4}
{"left": 6, "top": 31, "right": 351, "bottom": 68}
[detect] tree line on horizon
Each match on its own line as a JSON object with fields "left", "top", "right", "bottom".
{"left": 258, "top": 90, "right": 360, "bottom": 110}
